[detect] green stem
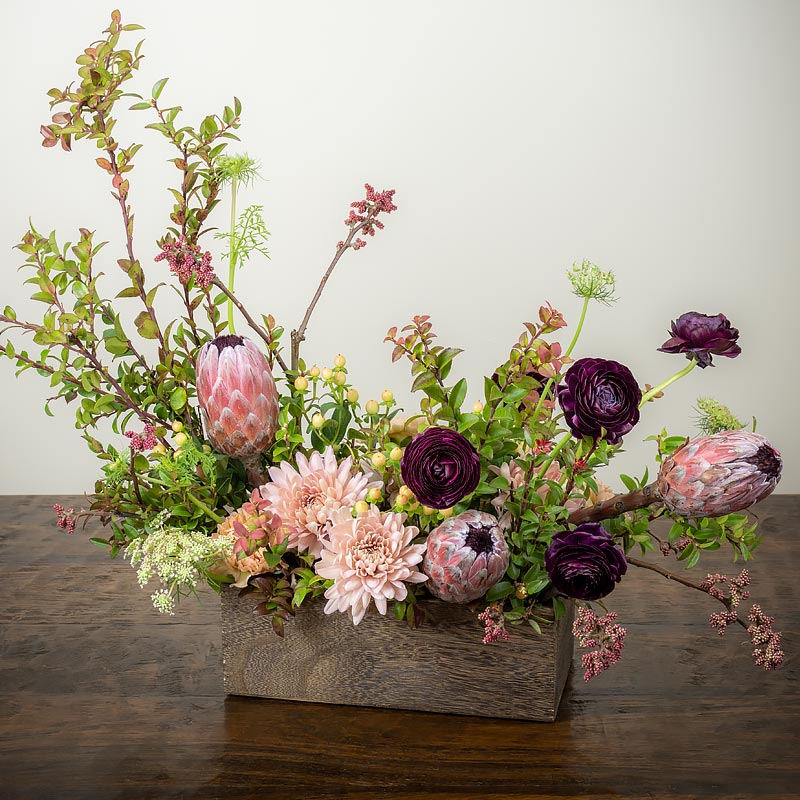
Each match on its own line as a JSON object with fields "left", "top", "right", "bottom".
{"left": 564, "top": 296, "right": 590, "bottom": 359}
{"left": 186, "top": 493, "right": 225, "bottom": 525}
{"left": 531, "top": 296, "right": 590, "bottom": 422}
{"left": 536, "top": 432, "right": 572, "bottom": 479}
{"left": 227, "top": 177, "right": 238, "bottom": 334}
{"left": 640, "top": 359, "right": 697, "bottom": 407}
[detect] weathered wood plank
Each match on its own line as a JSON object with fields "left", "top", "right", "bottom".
{"left": 222, "top": 591, "right": 575, "bottom": 721}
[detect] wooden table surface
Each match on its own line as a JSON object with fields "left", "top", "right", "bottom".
{"left": 1, "top": 495, "right": 797, "bottom": 800}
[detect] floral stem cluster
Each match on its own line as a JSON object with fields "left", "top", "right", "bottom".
{"left": 572, "top": 605, "right": 627, "bottom": 681}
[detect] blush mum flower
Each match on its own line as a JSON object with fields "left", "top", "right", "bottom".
{"left": 316, "top": 506, "right": 427, "bottom": 625}
{"left": 260, "top": 447, "right": 379, "bottom": 558}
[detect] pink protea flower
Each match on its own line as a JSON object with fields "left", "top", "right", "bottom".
{"left": 423, "top": 510, "right": 510, "bottom": 603}
{"left": 658, "top": 430, "right": 782, "bottom": 517}
{"left": 316, "top": 506, "right": 427, "bottom": 625}
{"left": 261, "top": 447, "right": 379, "bottom": 558}
{"left": 196, "top": 335, "right": 279, "bottom": 481}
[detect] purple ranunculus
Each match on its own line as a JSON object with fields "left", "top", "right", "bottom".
{"left": 557, "top": 357, "right": 641, "bottom": 444}
{"left": 658, "top": 311, "right": 741, "bottom": 368}
{"left": 544, "top": 523, "right": 627, "bottom": 601}
{"left": 400, "top": 427, "right": 481, "bottom": 510}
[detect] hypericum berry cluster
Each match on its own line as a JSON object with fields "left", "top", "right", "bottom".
{"left": 572, "top": 606, "right": 627, "bottom": 681}
{"left": 337, "top": 183, "right": 397, "bottom": 250}
{"left": 154, "top": 235, "right": 215, "bottom": 288}
{"left": 478, "top": 604, "right": 509, "bottom": 644}
{"left": 124, "top": 423, "right": 157, "bottom": 452}
{"left": 53, "top": 503, "right": 76, "bottom": 534}
{"left": 747, "top": 604, "right": 784, "bottom": 671}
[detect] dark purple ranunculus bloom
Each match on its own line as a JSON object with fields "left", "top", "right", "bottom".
{"left": 400, "top": 427, "right": 481, "bottom": 509}
{"left": 544, "top": 523, "right": 627, "bottom": 601}
{"left": 557, "top": 358, "right": 641, "bottom": 444}
{"left": 658, "top": 311, "right": 741, "bottom": 368}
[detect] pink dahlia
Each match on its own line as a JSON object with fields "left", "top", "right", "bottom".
{"left": 316, "top": 506, "right": 427, "bottom": 625}
{"left": 260, "top": 447, "right": 379, "bottom": 558}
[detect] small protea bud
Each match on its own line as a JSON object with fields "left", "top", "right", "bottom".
{"left": 657, "top": 430, "right": 782, "bottom": 518}
{"left": 422, "top": 510, "right": 510, "bottom": 603}
{"left": 196, "top": 335, "right": 279, "bottom": 482}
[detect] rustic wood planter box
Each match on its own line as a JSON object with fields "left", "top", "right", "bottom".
{"left": 221, "top": 587, "right": 574, "bottom": 722}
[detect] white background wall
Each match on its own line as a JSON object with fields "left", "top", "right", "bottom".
{"left": 1, "top": 0, "right": 798, "bottom": 494}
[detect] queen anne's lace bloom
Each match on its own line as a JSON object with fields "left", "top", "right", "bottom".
{"left": 126, "top": 514, "right": 227, "bottom": 614}
{"left": 260, "top": 446, "right": 380, "bottom": 558}
{"left": 316, "top": 506, "right": 427, "bottom": 625}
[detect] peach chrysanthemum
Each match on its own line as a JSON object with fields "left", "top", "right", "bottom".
{"left": 316, "top": 506, "right": 428, "bottom": 625}
{"left": 260, "top": 446, "right": 379, "bottom": 558}
{"left": 212, "top": 489, "right": 287, "bottom": 588}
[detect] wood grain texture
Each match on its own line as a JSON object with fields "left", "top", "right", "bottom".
{"left": 0, "top": 495, "right": 798, "bottom": 799}
{"left": 221, "top": 590, "right": 574, "bottom": 721}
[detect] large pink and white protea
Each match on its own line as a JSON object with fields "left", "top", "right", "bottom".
{"left": 196, "top": 335, "right": 279, "bottom": 483}
{"left": 657, "top": 430, "right": 782, "bottom": 518}
{"left": 422, "top": 510, "right": 510, "bottom": 603}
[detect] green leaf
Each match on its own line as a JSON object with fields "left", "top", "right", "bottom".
{"left": 169, "top": 387, "right": 187, "bottom": 413}
{"left": 450, "top": 378, "right": 467, "bottom": 412}
{"left": 134, "top": 311, "right": 160, "bottom": 340}
{"left": 485, "top": 581, "right": 514, "bottom": 602}
{"left": 151, "top": 77, "right": 169, "bottom": 100}
{"left": 129, "top": 101, "right": 152, "bottom": 111}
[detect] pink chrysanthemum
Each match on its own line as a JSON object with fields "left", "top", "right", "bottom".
{"left": 260, "top": 447, "right": 379, "bottom": 558}
{"left": 316, "top": 506, "right": 427, "bottom": 625}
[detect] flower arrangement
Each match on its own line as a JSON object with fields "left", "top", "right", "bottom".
{"left": 2, "top": 12, "right": 785, "bottom": 687}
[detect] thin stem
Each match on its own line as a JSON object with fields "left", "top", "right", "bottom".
{"left": 640, "top": 359, "right": 697, "bottom": 406}
{"left": 227, "top": 177, "right": 238, "bottom": 334}
{"left": 564, "top": 296, "right": 590, "bottom": 359}
{"left": 531, "top": 296, "right": 590, "bottom": 422}
{"left": 536, "top": 432, "right": 572, "bottom": 479}
{"left": 626, "top": 555, "right": 747, "bottom": 630}
{"left": 185, "top": 493, "right": 225, "bottom": 525}
{"left": 211, "top": 277, "right": 289, "bottom": 373}
{"left": 291, "top": 219, "right": 370, "bottom": 371}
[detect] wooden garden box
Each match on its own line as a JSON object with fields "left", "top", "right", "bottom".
{"left": 221, "top": 587, "right": 574, "bottom": 722}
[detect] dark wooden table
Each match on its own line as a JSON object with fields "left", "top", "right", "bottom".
{"left": 1, "top": 496, "right": 797, "bottom": 799}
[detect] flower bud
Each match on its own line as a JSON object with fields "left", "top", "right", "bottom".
{"left": 333, "top": 371, "right": 347, "bottom": 386}
{"left": 321, "top": 367, "right": 333, "bottom": 381}
{"left": 309, "top": 365, "right": 321, "bottom": 378}
{"left": 354, "top": 500, "right": 369, "bottom": 515}
{"left": 371, "top": 452, "right": 387, "bottom": 469}
{"left": 174, "top": 432, "right": 188, "bottom": 447}
{"left": 367, "top": 487, "right": 382, "bottom": 503}
{"left": 346, "top": 388, "right": 359, "bottom": 404}
{"left": 440, "top": 507, "right": 454, "bottom": 518}
{"left": 333, "top": 353, "right": 346, "bottom": 368}
{"left": 422, "top": 505, "right": 436, "bottom": 515}
{"left": 381, "top": 389, "right": 394, "bottom": 403}
{"left": 472, "top": 401, "right": 484, "bottom": 414}
{"left": 365, "top": 399, "right": 379, "bottom": 415}
{"left": 171, "top": 421, "right": 184, "bottom": 432}
{"left": 152, "top": 443, "right": 167, "bottom": 456}
{"left": 294, "top": 375, "right": 309, "bottom": 391}
{"left": 311, "top": 413, "right": 325, "bottom": 429}
{"left": 389, "top": 446, "right": 403, "bottom": 462}
{"left": 657, "top": 430, "right": 782, "bottom": 517}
